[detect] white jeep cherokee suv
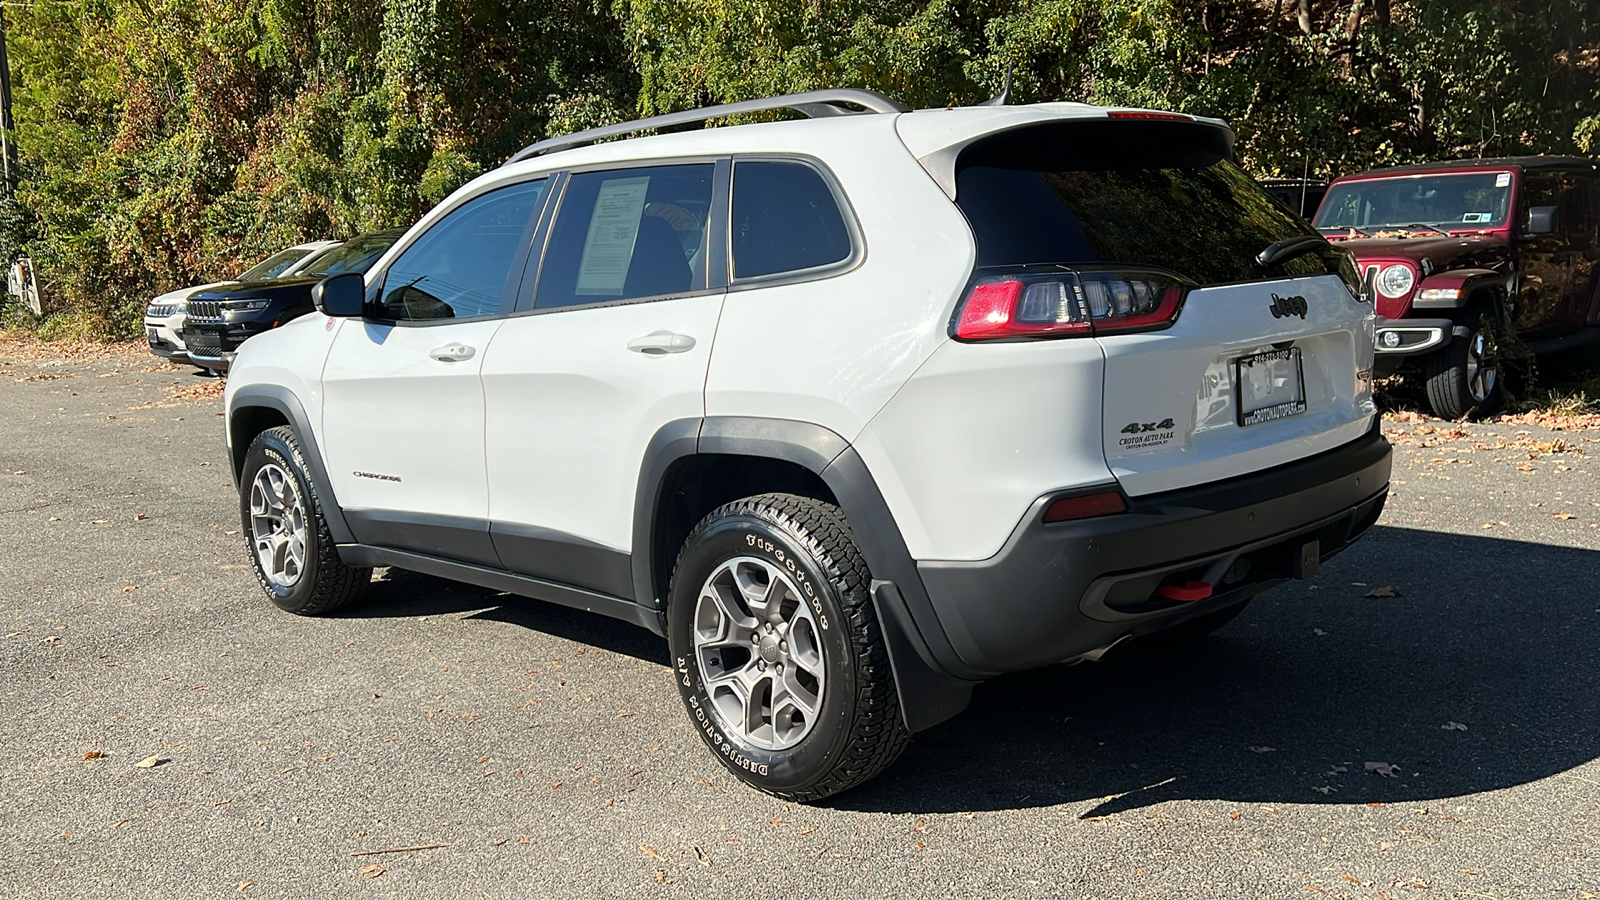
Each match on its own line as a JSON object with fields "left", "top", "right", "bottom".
{"left": 224, "top": 90, "right": 1389, "bottom": 800}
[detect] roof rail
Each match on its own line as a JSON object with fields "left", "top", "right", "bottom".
{"left": 506, "top": 88, "right": 908, "bottom": 164}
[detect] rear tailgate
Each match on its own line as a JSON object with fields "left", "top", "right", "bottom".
{"left": 1098, "top": 274, "right": 1376, "bottom": 496}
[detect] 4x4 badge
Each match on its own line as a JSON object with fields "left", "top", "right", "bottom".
{"left": 1269, "top": 293, "right": 1309, "bottom": 319}
{"left": 1120, "top": 418, "right": 1175, "bottom": 434}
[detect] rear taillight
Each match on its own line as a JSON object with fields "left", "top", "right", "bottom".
{"left": 952, "top": 270, "right": 1188, "bottom": 341}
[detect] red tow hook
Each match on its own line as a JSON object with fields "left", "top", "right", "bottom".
{"left": 1155, "top": 581, "right": 1213, "bottom": 602}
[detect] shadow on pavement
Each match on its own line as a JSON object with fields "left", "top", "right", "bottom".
{"left": 323, "top": 526, "right": 1599, "bottom": 816}
{"left": 835, "top": 526, "right": 1600, "bottom": 815}
{"left": 333, "top": 567, "right": 668, "bottom": 665}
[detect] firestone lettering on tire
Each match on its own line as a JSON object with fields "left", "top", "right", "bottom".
{"left": 744, "top": 532, "right": 829, "bottom": 630}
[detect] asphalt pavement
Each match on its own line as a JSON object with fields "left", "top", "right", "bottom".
{"left": 2, "top": 341, "right": 1597, "bottom": 899}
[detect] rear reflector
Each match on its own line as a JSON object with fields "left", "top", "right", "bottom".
{"left": 1043, "top": 490, "right": 1128, "bottom": 523}
{"left": 952, "top": 269, "right": 1188, "bottom": 341}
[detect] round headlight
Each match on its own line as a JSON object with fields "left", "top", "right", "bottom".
{"left": 1375, "top": 263, "right": 1415, "bottom": 299}
{"left": 1380, "top": 331, "right": 1402, "bottom": 348}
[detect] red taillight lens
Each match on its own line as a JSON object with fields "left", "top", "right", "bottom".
{"left": 953, "top": 270, "right": 1187, "bottom": 341}
{"left": 953, "top": 278, "right": 1091, "bottom": 339}
{"left": 1043, "top": 490, "right": 1128, "bottom": 523}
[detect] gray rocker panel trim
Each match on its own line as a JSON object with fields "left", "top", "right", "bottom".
{"left": 228, "top": 384, "right": 354, "bottom": 545}
{"left": 342, "top": 509, "right": 501, "bottom": 569}
{"left": 338, "top": 545, "right": 665, "bottom": 636}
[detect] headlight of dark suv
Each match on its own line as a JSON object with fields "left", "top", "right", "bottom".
{"left": 223, "top": 299, "right": 272, "bottom": 312}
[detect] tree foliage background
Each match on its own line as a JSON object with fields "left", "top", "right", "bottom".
{"left": 2, "top": 0, "right": 1596, "bottom": 336}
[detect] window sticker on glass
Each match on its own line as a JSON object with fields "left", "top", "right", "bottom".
{"left": 1495, "top": 172, "right": 1511, "bottom": 188}
{"left": 576, "top": 176, "right": 650, "bottom": 296}
{"left": 1461, "top": 212, "right": 1492, "bottom": 223}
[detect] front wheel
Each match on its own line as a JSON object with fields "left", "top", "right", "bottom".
{"left": 1424, "top": 310, "right": 1503, "bottom": 420}
{"left": 666, "top": 493, "right": 908, "bottom": 801}
{"left": 238, "top": 426, "right": 370, "bottom": 615}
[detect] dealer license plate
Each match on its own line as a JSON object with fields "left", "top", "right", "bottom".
{"left": 1235, "top": 347, "right": 1306, "bottom": 426}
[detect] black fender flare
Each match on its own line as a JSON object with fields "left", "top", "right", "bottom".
{"left": 227, "top": 384, "right": 355, "bottom": 545}
{"left": 631, "top": 416, "right": 978, "bottom": 732}
{"left": 1411, "top": 268, "right": 1511, "bottom": 311}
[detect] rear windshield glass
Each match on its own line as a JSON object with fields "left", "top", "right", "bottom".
{"left": 956, "top": 159, "right": 1350, "bottom": 287}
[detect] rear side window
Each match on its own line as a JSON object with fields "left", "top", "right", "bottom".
{"left": 535, "top": 164, "right": 714, "bottom": 309}
{"left": 379, "top": 180, "right": 546, "bottom": 321}
{"left": 731, "top": 160, "right": 851, "bottom": 279}
{"left": 957, "top": 153, "right": 1348, "bottom": 287}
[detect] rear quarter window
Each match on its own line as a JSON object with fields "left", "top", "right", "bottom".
{"left": 731, "top": 160, "right": 852, "bottom": 280}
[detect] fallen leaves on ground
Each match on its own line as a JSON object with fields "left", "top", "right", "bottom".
{"left": 134, "top": 755, "right": 162, "bottom": 769}
{"left": 1364, "top": 761, "right": 1400, "bottom": 777}
{"left": 1365, "top": 586, "right": 1399, "bottom": 598}
{"left": 1442, "top": 721, "right": 1468, "bottom": 731}
{"left": 129, "top": 380, "right": 225, "bottom": 410}
{"left": 83, "top": 750, "right": 104, "bottom": 760}
{"left": 359, "top": 864, "right": 384, "bottom": 879}
{"left": 1249, "top": 746, "right": 1277, "bottom": 754}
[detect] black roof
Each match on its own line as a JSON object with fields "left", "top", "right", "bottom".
{"left": 1348, "top": 155, "right": 1596, "bottom": 178}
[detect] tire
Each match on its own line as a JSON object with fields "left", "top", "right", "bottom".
{"left": 1424, "top": 306, "right": 1503, "bottom": 420}
{"left": 238, "top": 425, "right": 370, "bottom": 615}
{"left": 666, "top": 493, "right": 909, "bottom": 801}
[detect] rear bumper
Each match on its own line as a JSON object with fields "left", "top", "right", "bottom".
{"left": 915, "top": 426, "right": 1391, "bottom": 675}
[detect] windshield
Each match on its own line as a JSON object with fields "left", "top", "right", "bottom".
{"left": 237, "top": 247, "right": 312, "bottom": 282}
{"left": 299, "top": 232, "right": 401, "bottom": 277}
{"left": 1313, "top": 172, "right": 1512, "bottom": 232}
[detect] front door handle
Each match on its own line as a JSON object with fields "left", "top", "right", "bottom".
{"left": 627, "top": 331, "right": 696, "bottom": 355}
{"left": 429, "top": 343, "right": 476, "bottom": 362}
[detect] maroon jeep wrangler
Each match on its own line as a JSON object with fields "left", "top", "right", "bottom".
{"left": 1312, "top": 156, "right": 1600, "bottom": 418}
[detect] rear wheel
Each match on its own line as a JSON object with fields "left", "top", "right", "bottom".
{"left": 666, "top": 493, "right": 908, "bottom": 801}
{"left": 1424, "top": 307, "right": 1502, "bottom": 420}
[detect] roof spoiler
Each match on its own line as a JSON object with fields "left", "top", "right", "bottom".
{"left": 506, "top": 89, "right": 908, "bottom": 164}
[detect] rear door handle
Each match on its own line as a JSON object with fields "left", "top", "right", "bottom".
{"left": 429, "top": 343, "right": 476, "bottom": 362}
{"left": 627, "top": 331, "right": 696, "bottom": 355}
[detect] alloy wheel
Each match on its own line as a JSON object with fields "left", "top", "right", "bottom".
{"left": 249, "top": 463, "right": 308, "bottom": 589}
{"left": 1465, "top": 325, "right": 1499, "bottom": 403}
{"left": 692, "top": 556, "right": 826, "bottom": 751}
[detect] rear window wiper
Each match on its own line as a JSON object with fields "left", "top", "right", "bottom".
{"left": 1256, "top": 235, "right": 1329, "bottom": 268}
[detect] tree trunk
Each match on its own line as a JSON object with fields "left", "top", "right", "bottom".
{"left": 1373, "top": 0, "right": 1390, "bottom": 25}
{"left": 1298, "top": 0, "right": 1313, "bottom": 35}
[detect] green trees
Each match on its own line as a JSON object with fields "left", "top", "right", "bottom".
{"left": 3, "top": 0, "right": 1596, "bottom": 337}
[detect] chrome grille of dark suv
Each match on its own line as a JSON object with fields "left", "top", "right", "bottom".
{"left": 187, "top": 300, "right": 224, "bottom": 322}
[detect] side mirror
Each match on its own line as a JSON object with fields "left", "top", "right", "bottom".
{"left": 1525, "top": 205, "right": 1557, "bottom": 235}
{"left": 311, "top": 272, "right": 365, "bottom": 317}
